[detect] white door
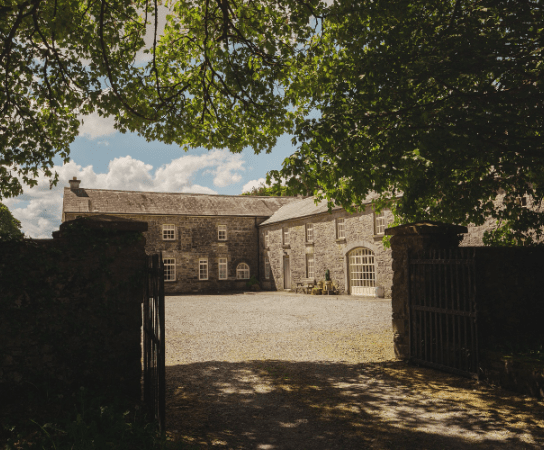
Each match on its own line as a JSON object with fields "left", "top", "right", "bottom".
{"left": 349, "top": 248, "right": 376, "bottom": 296}
{"left": 283, "top": 256, "right": 291, "bottom": 289}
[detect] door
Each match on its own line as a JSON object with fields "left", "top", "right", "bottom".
{"left": 283, "top": 256, "right": 291, "bottom": 289}
{"left": 348, "top": 248, "right": 376, "bottom": 296}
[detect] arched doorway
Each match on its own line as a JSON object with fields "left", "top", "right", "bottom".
{"left": 348, "top": 248, "right": 376, "bottom": 296}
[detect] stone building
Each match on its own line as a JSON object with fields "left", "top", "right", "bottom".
{"left": 62, "top": 178, "right": 300, "bottom": 295}
{"left": 62, "top": 177, "right": 505, "bottom": 297}
{"left": 258, "top": 196, "right": 396, "bottom": 297}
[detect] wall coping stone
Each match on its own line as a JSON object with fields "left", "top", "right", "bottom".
{"left": 55, "top": 215, "right": 148, "bottom": 238}
{"left": 385, "top": 221, "right": 468, "bottom": 236}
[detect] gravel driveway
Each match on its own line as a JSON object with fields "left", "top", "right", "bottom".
{"left": 164, "top": 292, "right": 544, "bottom": 450}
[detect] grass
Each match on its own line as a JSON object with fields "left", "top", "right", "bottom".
{"left": 1, "top": 386, "right": 177, "bottom": 450}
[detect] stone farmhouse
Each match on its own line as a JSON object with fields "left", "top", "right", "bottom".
{"left": 62, "top": 177, "right": 495, "bottom": 297}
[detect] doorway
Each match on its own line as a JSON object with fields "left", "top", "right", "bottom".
{"left": 283, "top": 255, "right": 291, "bottom": 289}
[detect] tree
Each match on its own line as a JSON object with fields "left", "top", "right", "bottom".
{"left": 1, "top": 0, "right": 323, "bottom": 198}
{"left": 241, "top": 183, "right": 291, "bottom": 197}
{"left": 0, "top": 202, "right": 23, "bottom": 239}
{"left": 270, "top": 0, "right": 544, "bottom": 245}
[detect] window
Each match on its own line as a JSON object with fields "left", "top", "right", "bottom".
{"left": 199, "top": 259, "right": 208, "bottom": 280}
{"left": 163, "top": 258, "right": 176, "bottom": 282}
{"left": 374, "top": 211, "right": 388, "bottom": 235}
{"left": 236, "top": 262, "right": 250, "bottom": 279}
{"left": 163, "top": 224, "right": 175, "bottom": 240}
{"left": 264, "top": 230, "right": 269, "bottom": 248}
{"left": 283, "top": 227, "right": 290, "bottom": 245}
{"left": 306, "top": 223, "right": 314, "bottom": 242}
{"left": 306, "top": 254, "right": 315, "bottom": 278}
{"left": 264, "top": 256, "right": 270, "bottom": 279}
{"left": 218, "top": 225, "right": 227, "bottom": 240}
{"left": 516, "top": 196, "right": 528, "bottom": 207}
{"left": 348, "top": 248, "right": 376, "bottom": 296}
{"left": 336, "top": 218, "right": 345, "bottom": 239}
{"left": 218, "top": 258, "right": 228, "bottom": 280}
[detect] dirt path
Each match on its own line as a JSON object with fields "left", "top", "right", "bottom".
{"left": 164, "top": 293, "right": 544, "bottom": 449}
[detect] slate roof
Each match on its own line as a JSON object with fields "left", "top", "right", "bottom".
{"left": 259, "top": 192, "right": 383, "bottom": 226}
{"left": 63, "top": 187, "right": 302, "bottom": 217}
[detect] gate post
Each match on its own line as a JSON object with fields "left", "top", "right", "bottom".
{"left": 385, "top": 222, "right": 467, "bottom": 359}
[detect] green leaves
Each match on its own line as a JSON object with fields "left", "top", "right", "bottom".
{"left": 274, "top": 0, "right": 544, "bottom": 245}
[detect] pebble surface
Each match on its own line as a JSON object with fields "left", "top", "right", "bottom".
{"left": 165, "top": 292, "right": 394, "bottom": 365}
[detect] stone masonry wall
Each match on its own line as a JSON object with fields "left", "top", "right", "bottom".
{"left": 0, "top": 219, "right": 146, "bottom": 400}
{"left": 260, "top": 207, "right": 394, "bottom": 296}
{"left": 65, "top": 213, "right": 264, "bottom": 294}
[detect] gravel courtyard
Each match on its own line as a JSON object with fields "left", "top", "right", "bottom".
{"left": 164, "top": 292, "right": 544, "bottom": 450}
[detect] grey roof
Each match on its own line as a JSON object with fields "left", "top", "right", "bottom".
{"left": 63, "top": 187, "right": 302, "bottom": 217}
{"left": 260, "top": 192, "right": 383, "bottom": 226}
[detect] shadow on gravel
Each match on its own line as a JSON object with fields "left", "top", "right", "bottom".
{"left": 165, "top": 360, "right": 544, "bottom": 450}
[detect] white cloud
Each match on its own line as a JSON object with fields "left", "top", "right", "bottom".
{"left": 79, "top": 111, "right": 117, "bottom": 139}
{"left": 7, "top": 150, "right": 248, "bottom": 238}
{"left": 242, "top": 178, "right": 266, "bottom": 193}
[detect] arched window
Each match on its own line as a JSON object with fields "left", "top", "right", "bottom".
{"left": 236, "top": 263, "right": 250, "bottom": 279}
{"left": 348, "top": 248, "right": 376, "bottom": 296}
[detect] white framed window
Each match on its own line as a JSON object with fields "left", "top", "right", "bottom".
{"left": 336, "top": 218, "right": 345, "bottom": 239}
{"left": 219, "top": 258, "right": 228, "bottom": 280}
{"left": 306, "top": 254, "right": 315, "bottom": 279}
{"left": 163, "top": 258, "right": 176, "bottom": 282}
{"left": 374, "top": 211, "right": 388, "bottom": 235}
{"left": 162, "top": 224, "right": 175, "bottom": 240}
{"left": 236, "top": 262, "right": 250, "bottom": 279}
{"left": 283, "top": 227, "right": 290, "bottom": 245}
{"left": 306, "top": 223, "right": 314, "bottom": 242}
{"left": 218, "top": 225, "right": 227, "bottom": 241}
{"left": 199, "top": 258, "right": 208, "bottom": 280}
{"left": 264, "top": 230, "right": 269, "bottom": 248}
{"left": 264, "top": 256, "right": 270, "bottom": 279}
{"left": 349, "top": 248, "right": 376, "bottom": 296}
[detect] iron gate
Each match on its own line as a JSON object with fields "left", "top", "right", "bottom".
{"left": 407, "top": 248, "right": 478, "bottom": 378}
{"left": 143, "top": 253, "right": 165, "bottom": 431}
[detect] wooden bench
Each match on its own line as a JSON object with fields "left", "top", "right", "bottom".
{"left": 295, "top": 278, "right": 317, "bottom": 294}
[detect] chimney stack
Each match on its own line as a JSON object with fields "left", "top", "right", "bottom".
{"left": 69, "top": 176, "right": 81, "bottom": 190}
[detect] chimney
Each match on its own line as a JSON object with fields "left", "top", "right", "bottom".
{"left": 69, "top": 176, "right": 81, "bottom": 190}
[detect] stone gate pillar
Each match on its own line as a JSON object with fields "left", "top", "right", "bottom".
{"left": 384, "top": 221, "right": 468, "bottom": 359}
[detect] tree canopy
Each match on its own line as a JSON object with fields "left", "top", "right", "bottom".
{"left": 1, "top": 0, "right": 323, "bottom": 197}
{"left": 270, "top": 0, "right": 544, "bottom": 245}
{"left": 0, "top": 202, "right": 23, "bottom": 239}
{"left": 2, "top": 0, "right": 543, "bottom": 244}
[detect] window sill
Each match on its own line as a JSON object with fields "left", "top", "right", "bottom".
{"left": 335, "top": 238, "right": 346, "bottom": 244}
{"left": 305, "top": 241, "right": 314, "bottom": 246}
{"left": 373, "top": 234, "right": 385, "bottom": 239}
{"left": 282, "top": 244, "right": 291, "bottom": 249}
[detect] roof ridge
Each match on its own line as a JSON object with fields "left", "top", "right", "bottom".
{"left": 63, "top": 186, "right": 300, "bottom": 199}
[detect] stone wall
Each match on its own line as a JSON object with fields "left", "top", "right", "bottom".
{"left": 65, "top": 212, "right": 263, "bottom": 294}
{"left": 0, "top": 217, "right": 146, "bottom": 400}
{"left": 259, "top": 207, "right": 394, "bottom": 296}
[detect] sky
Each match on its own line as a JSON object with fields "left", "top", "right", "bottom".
{"left": 3, "top": 117, "right": 297, "bottom": 239}
{"left": 3, "top": 5, "right": 302, "bottom": 239}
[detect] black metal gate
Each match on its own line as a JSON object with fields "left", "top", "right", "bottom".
{"left": 407, "top": 249, "right": 478, "bottom": 378}
{"left": 143, "top": 254, "right": 165, "bottom": 431}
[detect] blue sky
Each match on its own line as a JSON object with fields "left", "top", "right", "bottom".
{"left": 4, "top": 113, "right": 297, "bottom": 238}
